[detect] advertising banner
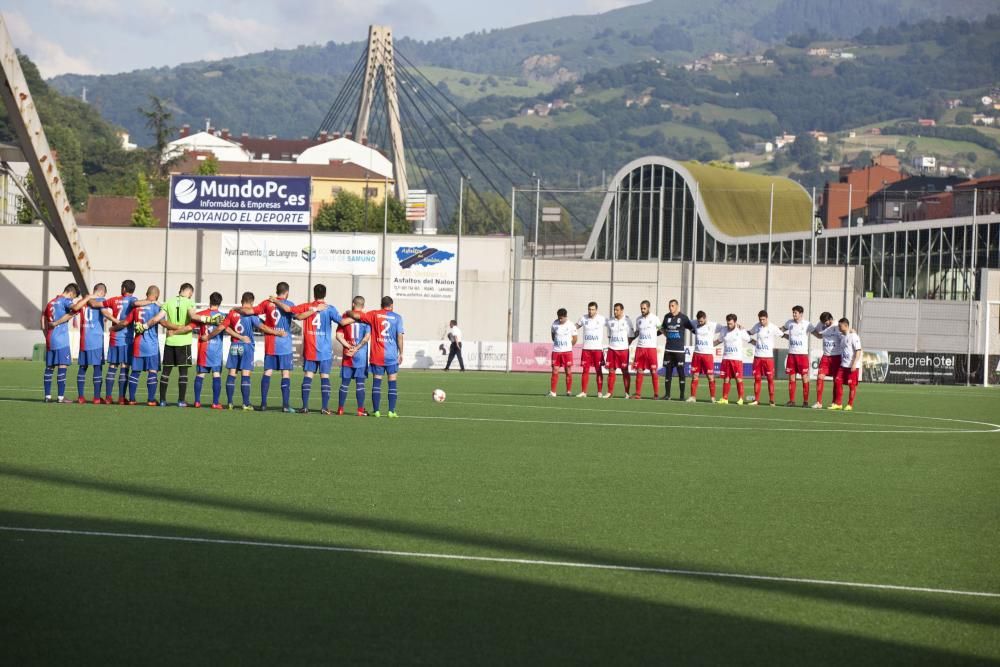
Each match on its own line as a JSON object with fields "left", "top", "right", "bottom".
{"left": 390, "top": 242, "right": 457, "bottom": 301}
{"left": 880, "top": 352, "right": 956, "bottom": 385}
{"left": 395, "top": 340, "right": 508, "bottom": 371}
{"left": 169, "top": 175, "right": 311, "bottom": 230}
{"left": 220, "top": 233, "right": 378, "bottom": 275}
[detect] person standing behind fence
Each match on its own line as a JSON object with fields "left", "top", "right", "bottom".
{"left": 445, "top": 320, "right": 465, "bottom": 371}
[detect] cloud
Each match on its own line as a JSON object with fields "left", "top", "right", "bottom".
{"left": 201, "top": 12, "right": 281, "bottom": 55}
{"left": 4, "top": 11, "right": 98, "bottom": 76}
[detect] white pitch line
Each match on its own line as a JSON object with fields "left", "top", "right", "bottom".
{"left": 444, "top": 400, "right": 967, "bottom": 432}
{"left": 403, "top": 414, "right": 996, "bottom": 434}
{"left": 1, "top": 525, "right": 997, "bottom": 600}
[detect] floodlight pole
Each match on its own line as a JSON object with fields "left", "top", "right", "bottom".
{"left": 967, "top": 188, "right": 977, "bottom": 386}
{"left": 529, "top": 178, "right": 540, "bottom": 341}
{"left": 764, "top": 183, "right": 774, "bottom": 311}
{"left": 843, "top": 183, "right": 853, "bottom": 316}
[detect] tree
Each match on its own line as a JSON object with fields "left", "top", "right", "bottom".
{"left": 452, "top": 190, "right": 511, "bottom": 235}
{"left": 955, "top": 110, "right": 973, "bottom": 125}
{"left": 137, "top": 95, "right": 175, "bottom": 178}
{"left": 313, "top": 190, "right": 409, "bottom": 233}
{"left": 131, "top": 172, "right": 157, "bottom": 227}
{"left": 196, "top": 154, "right": 219, "bottom": 175}
{"left": 16, "top": 173, "right": 40, "bottom": 224}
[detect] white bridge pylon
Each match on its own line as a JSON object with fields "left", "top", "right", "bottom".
{"left": 354, "top": 25, "right": 408, "bottom": 201}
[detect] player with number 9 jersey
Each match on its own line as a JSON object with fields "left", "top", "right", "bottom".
{"left": 255, "top": 296, "right": 295, "bottom": 369}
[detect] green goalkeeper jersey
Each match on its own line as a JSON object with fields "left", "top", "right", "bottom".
{"left": 164, "top": 295, "right": 196, "bottom": 346}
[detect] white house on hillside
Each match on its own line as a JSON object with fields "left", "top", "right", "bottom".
{"left": 161, "top": 131, "right": 252, "bottom": 164}
{"left": 296, "top": 137, "right": 394, "bottom": 180}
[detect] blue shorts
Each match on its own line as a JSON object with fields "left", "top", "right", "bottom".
{"left": 264, "top": 354, "right": 293, "bottom": 371}
{"left": 227, "top": 346, "right": 255, "bottom": 371}
{"left": 341, "top": 365, "right": 368, "bottom": 381}
{"left": 45, "top": 347, "right": 71, "bottom": 367}
{"left": 131, "top": 354, "right": 160, "bottom": 372}
{"left": 304, "top": 359, "right": 333, "bottom": 375}
{"left": 107, "top": 346, "right": 132, "bottom": 365}
{"left": 198, "top": 365, "right": 222, "bottom": 374}
{"left": 370, "top": 364, "right": 399, "bottom": 376}
{"left": 78, "top": 349, "right": 105, "bottom": 367}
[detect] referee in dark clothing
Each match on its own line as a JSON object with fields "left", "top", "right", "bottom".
{"left": 661, "top": 299, "right": 695, "bottom": 400}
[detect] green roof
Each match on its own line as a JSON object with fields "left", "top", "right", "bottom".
{"left": 682, "top": 161, "right": 813, "bottom": 238}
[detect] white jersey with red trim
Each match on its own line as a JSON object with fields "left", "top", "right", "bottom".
{"left": 820, "top": 323, "right": 844, "bottom": 357}
{"left": 841, "top": 332, "right": 862, "bottom": 369}
{"left": 722, "top": 328, "right": 751, "bottom": 361}
{"left": 784, "top": 319, "right": 816, "bottom": 355}
{"left": 634, "top": 314, "right": 660, "bottom": 349}
{"left": 551, "top": 320, "right": 576, "bottom": 353}
{"left": 606, "top": 316, "right": 634, "bottom": 351}
{"left": 576, "top": 314, "right": 607, "bottom": 351}
{"left": 748, "top": 322, "right": 783, "bottom": 359}
{"left": 693, "top": 322, "right": 722, "bottom": 355}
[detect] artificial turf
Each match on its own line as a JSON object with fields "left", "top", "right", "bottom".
{"left": 0, "top": 360, "right": 998, "bottom": 664}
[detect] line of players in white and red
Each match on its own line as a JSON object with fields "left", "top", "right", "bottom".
{"left": 549, "top": 301, "right": 863, "bottom": 410}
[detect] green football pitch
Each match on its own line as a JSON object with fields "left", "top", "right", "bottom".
{"left": 1, "top": 360, "right": 998, "bottom": 664}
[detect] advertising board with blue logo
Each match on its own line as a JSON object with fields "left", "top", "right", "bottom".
{"left": 169, "top": 175, "right": 311, "bottom": 230}
{"left": 389, "top": 241, "right": 458, "bottom": 301}
{"left": 219, "top": 233, "right": 378, "bottom": 275}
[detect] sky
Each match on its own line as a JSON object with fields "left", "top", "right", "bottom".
{"left": 3, "top": 0, "right": 646, "bottom": 79}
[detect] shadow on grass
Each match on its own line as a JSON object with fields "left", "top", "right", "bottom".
{"left": 0, "top": 464, "right": 997, "bottom": 636}
{"left": 1, "top": 510, "right": 994, "bottom": 666}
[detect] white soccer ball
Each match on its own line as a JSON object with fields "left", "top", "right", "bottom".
{"left": 432, "top": 388, "right": 447, "bottom": 403}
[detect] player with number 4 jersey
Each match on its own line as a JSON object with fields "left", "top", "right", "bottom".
{"left": 288, "top": 284, "right": 343, "bottom": 414}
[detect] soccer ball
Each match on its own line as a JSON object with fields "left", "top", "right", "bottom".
{"left": 432, "top": 388, "right": 446, "bottom": 403}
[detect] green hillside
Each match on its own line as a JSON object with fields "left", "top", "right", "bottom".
{"left": 47, "top": 0, "right": 992, "bottom": 145}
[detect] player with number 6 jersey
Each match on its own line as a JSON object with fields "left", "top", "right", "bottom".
{"left": 605, "top": 303, "right": 634, "bottom": 398}
{"left": 575, "top": 302, "right": 606, "bottom": 398}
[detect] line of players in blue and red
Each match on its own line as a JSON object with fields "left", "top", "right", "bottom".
{"left": 40, "top": 280, "right": 406, "bottom": 417}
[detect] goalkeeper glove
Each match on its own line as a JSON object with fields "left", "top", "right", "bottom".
{"left": 134, "top": 322, "right": 146, "bottom": 334}
{"left": 209, "top": 314, "right": 224, "bottom": 325}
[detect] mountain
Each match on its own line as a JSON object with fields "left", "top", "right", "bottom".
{"left": 48, "top": 0, "right": 992, "bottom": 145}
{"left": 1, "top": 54, "right": 144, "bottom": 209}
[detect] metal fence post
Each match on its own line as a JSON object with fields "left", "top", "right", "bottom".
{"left": 529, "top": 178, "right": 540, "bottom": 342}
{"left": 234, "top": 228, "right": 240, "bottom": 302}
{"left": 162, "top": 222, "right": 170, "bottom": 293}
{"left": 844, "top": 183, "right": 853, "bottom": 315}
{"left": 967, "top": 188, "right": 978, "bottom": 386}
{"left": 765, "top": 183, "right": 774, "bottom": 311}
{"left": 455, "top": 176, "right": 463, "bottom": 323}
{"left": 507, "top": 187, "right": 516, "bottom": 372}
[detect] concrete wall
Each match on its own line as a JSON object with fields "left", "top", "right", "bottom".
{"left": 0, "top": 225, "right": 513, "bottom": 356}
{"left": 2, "top": 224, "right": 991, "bottom": 359}
{"left": 517, "top": 257, "right": 859, "bottom": 346}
